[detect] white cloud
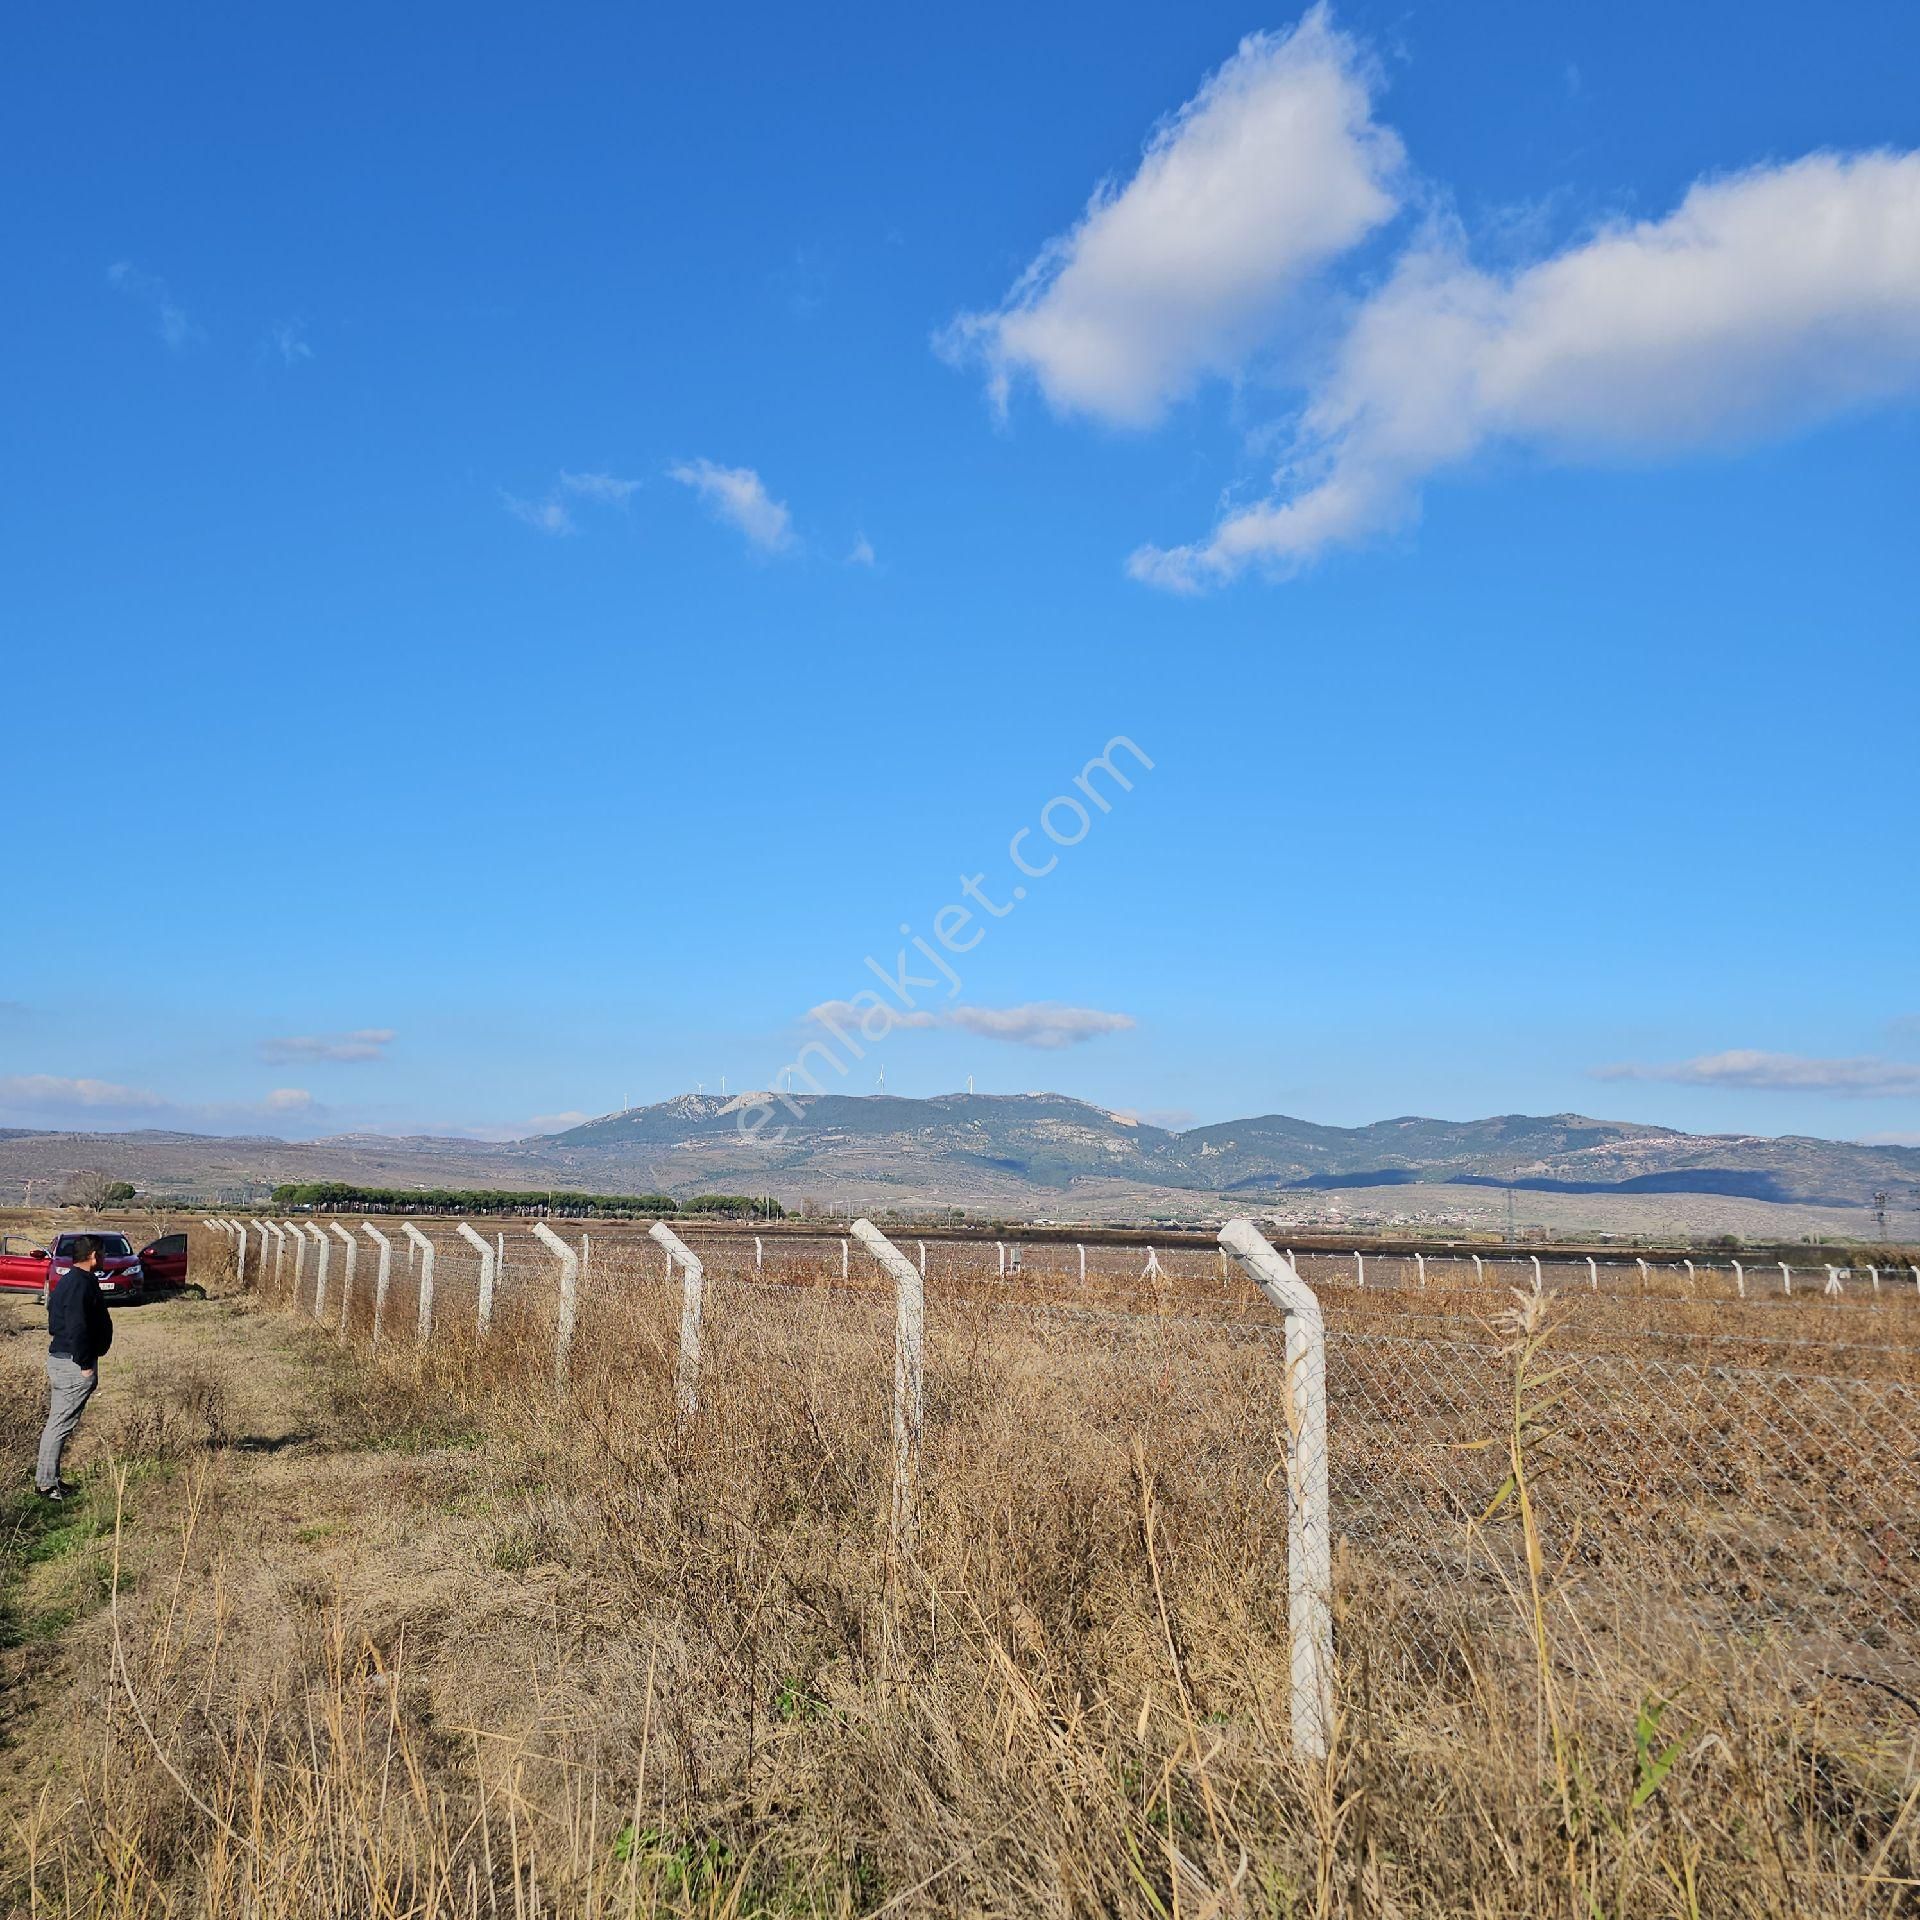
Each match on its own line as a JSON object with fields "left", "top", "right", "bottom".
{"left": 1593, "top": 1049, "right": 1920, "bottom": 1099}
{"left": 261, "top": 1028, "right": 395, "bottom": 1064}
{"left": 528, "top": 1110, "right": 592, "bottom": 1133}
{"left": 264, "top": 1088, "right": 316, "bottom": 1113}
{"left": 847, "top": 532, "right": 877, "bottom": 567}
{"left": 266, "top": 321, "right": 312, "bottom": 366}
{"left": 809, "top": 1000, "right": 1136, "bottom": 1051}
{"left": 940, "top": 8, "right": 1402, "bottom": 427}
{"left": 559, "top": 470, "right": 641, "bottom": 506}
{"left": 107, "top": 260, "right": 204, "bottom": 351}
{"left": 0, "top": 1074, "right": 169, "bottom": 1113}
{"left": 501, "top": 491, "right": 577, "bottom": 536}
{"left": 669, "top": 458, "right": 796, "bottom": 553}
{"left": 1136, "top": 148, "right": 1920, "bottom": 587}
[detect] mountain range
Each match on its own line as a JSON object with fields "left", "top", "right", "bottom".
{"left": 3, "top": 1094, "right": 1915, "bottom": 1234}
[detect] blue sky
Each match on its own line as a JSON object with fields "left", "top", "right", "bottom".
{"left": 3, "top": 0, "right": 1917, "bottom": 1146}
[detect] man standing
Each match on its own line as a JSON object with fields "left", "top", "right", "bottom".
{"left": 36, "top": 1232, "right": 113, "bottom": 1501}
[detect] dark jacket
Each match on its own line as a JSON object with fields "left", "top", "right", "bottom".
{"left": 47, "top": 1264, "right": 113, "bottom": 1369}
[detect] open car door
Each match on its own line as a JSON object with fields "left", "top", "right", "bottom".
{"left": 138, "top": 1231, "right": 190, "bottom": 1291}
{"left": 0, "top": 1236, "right": 53, "bottom": 1295}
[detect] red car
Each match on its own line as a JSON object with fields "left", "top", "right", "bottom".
{"left": 0, "top": 1229, "right": 190, "bottom": 1301}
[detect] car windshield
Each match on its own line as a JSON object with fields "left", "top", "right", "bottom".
{"left": 55, "top": 1234, "right": 132, "bottom": 1259}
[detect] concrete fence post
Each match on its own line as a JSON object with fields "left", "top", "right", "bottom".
{"left": 916, "top": 1240, "right": 927, "bottom": 1278}
{"left": 328, "top": 1222, "right": 358, "bottom": 1342}
{"left": 308, "top": 1224, "right": 332, "bottom": 1320}
{"left": 1683, "top": 1259, "right": 1696, "bottom": 1292}
{"left": 1910, "top": 1265, "right": 1920, "bottom": 1296}
{"left": 267, "top": 1222, "right": 287, "bottom": 1289}
{"left": 456, "top": 1223, "right": 498, "bottom": 1333}
{"left": 253, "top": 1221, "right": 272, "bottom": 1282}
{"left": 1824, "top": 1265, "right": 1844, "bottom": 1297}
{"left": 754, "top": 1235, "right": 763, "bottom": 1271}
{"left": 1587, "top": 1255, "right": 1598, "bottom": 1291}
{"left": 1867, "top": 1264, "right": 1881, "bottom": 1295}
{"left": 286, "top": 1222, "right": 309, "bottom": 1306}
{"left": 851, "top": 1220, "right": 925, "bottom": 1554}
{"left": 403, "top": 1225, "right": 436, "bottom": 1341}
{"left": 1219, "top": 1218, "right": 1332, "bottom": 1763}
{"left": 233, "top": 1221, "right": 248, "bottom": 1288}
{"left": 1530, "top": 1254, "right": 1544, "bottom": 1295}
{"left": 840, "top": 1237, "right": 849, "bottom": 1280}
{"left": 1780, "top": 1262, "right": 1792, "bottom": 1296}
{"left": 1143, "top": 1246, "right": 1164, "bottom": 1281}
{"left": 1353, "top": 1251, "right": 1365, "bottom": 1288}
{"left": 530, "top": 1222, "right": 579, "bottom": 1387}
{"left": 1077, "top": 1243, "right": 1087, "bottom": 1284}
{"left": 1637, "top": 1257, "right": 1649, "bottom": 1294}
{"left": 1471, "top": 1254, "right": 1484, "bottom": 1285}
{"left": 1731, "top": 1259, "right": 1745, "bottom": 1299}
{"left": 649, "top": 1222, "right": 706, "bottom": 1423}
{"left": 495, "top": 1231, "right": 506, "bottom": 1290}
{"left": 360, "top": 1224, "right": 394, "bottom": 1349}
{"left": 1414, "top": 1252, "right": 1426, "bottom": 1288}
{"left": 996, "top": 1240, "right": 1006, "bottom": 1278}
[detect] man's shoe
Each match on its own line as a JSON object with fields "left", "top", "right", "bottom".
{"left": 34, "top": 1484, "right": 70, "bottom": 1502}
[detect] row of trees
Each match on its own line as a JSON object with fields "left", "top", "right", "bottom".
{"left": 267, "top": 1182, "right": 784, "bottom": 1220}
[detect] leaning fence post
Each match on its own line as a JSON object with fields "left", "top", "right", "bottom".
{"left": 1353, "top": 1251, "right": 1365, "bottom": 1288}
{"left": 851, "top": 1220, "right": 925, "bottom": 1554}
{"left": 402, "top": 1225, "right": 436, "bottom": 1341}
{"left": 1867, "top": 1264, "right": 1881, "bottom": 1295}
{"left": 1219, "top": 1218, "right": 1332, "bottom": 1762}
{"left": 1636, "top": 1257, "right": 1649, "bottom": 1295}
{"left": 328, "top": 1222, "right": 358, "bottom": 1342}
{"left": 456, "top": 1223, "right": 497, "bottom": 1333}
{"left": 1731, "top": 1259, "right": 1745, "bottom": 1298}
{"left": 1824, "top": 1265, "right": 1844, "bottom": 1296}
{"left": 360, "top": 1223, "right": 393, "bottom": 1349}
{"left": 530, "top": 1223, "right": 579, "bottom": 1387}
{"left": 1587, "top": 1255, "right": 1598, "bottom": 1291}
{"left": 649, "top": 1221, "right": 706, "bottom": 1424}
{"left": 1530, "top": 1254, "right": 1543, "bottom": 1295}
{"left": 1470, "top": 1254, "right": 1483, "bottom": 1285}
{"left": 1414, "top": 1252, "right": 1426, "bottom": 1288}
{"left": 1683, "top": 1259, "right": 1696, "bottom": 1293}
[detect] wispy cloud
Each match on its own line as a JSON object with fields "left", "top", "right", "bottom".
{"left": 847, "top": 532, "right": 878, "bottom": 567}
{"left": 501, "top": 469, "right": 641, "bottom": 535}
{"left": 260, "top": 1028, "right": 395, "bottom": 1064}
{"left": 0, "top": 1073, "right": 322, "bottom": 1134}
{"left": 108, "top": 260, "right": 205, "bottom": 351}
{"left": 939, "top": 8, "right": 1402, "bottom": 427}
{"left": 669, "top": 458, "right": 796, "bottom": 554}
{"left": 501, "top": 492, "right": 578, "bottom": 536}
{"left": 0, "top": 1074, "right": 170, "bottom": 1113}
{"left": 265, "top": 320, "right": 312, "bottom": 366}
{"left": 1134, "top": 148, "right": 1920, "bottom": 588}
{"left": 809, "top": 1000, "right": 1136, "bottom": 1051}
{"left": 558, "top": 470, "right": 641, "bottom": 506}
{"left": 1593, "top": 1049, "right": 1920, "bottom": 1099}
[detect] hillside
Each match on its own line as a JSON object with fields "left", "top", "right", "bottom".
{"left": 2, "top": 1095, "right": 1914, "bottom": 1234}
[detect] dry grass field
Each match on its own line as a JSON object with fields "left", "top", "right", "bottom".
{"left": 0, "top": 1222, "right": 1915, "bottom": 1917}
